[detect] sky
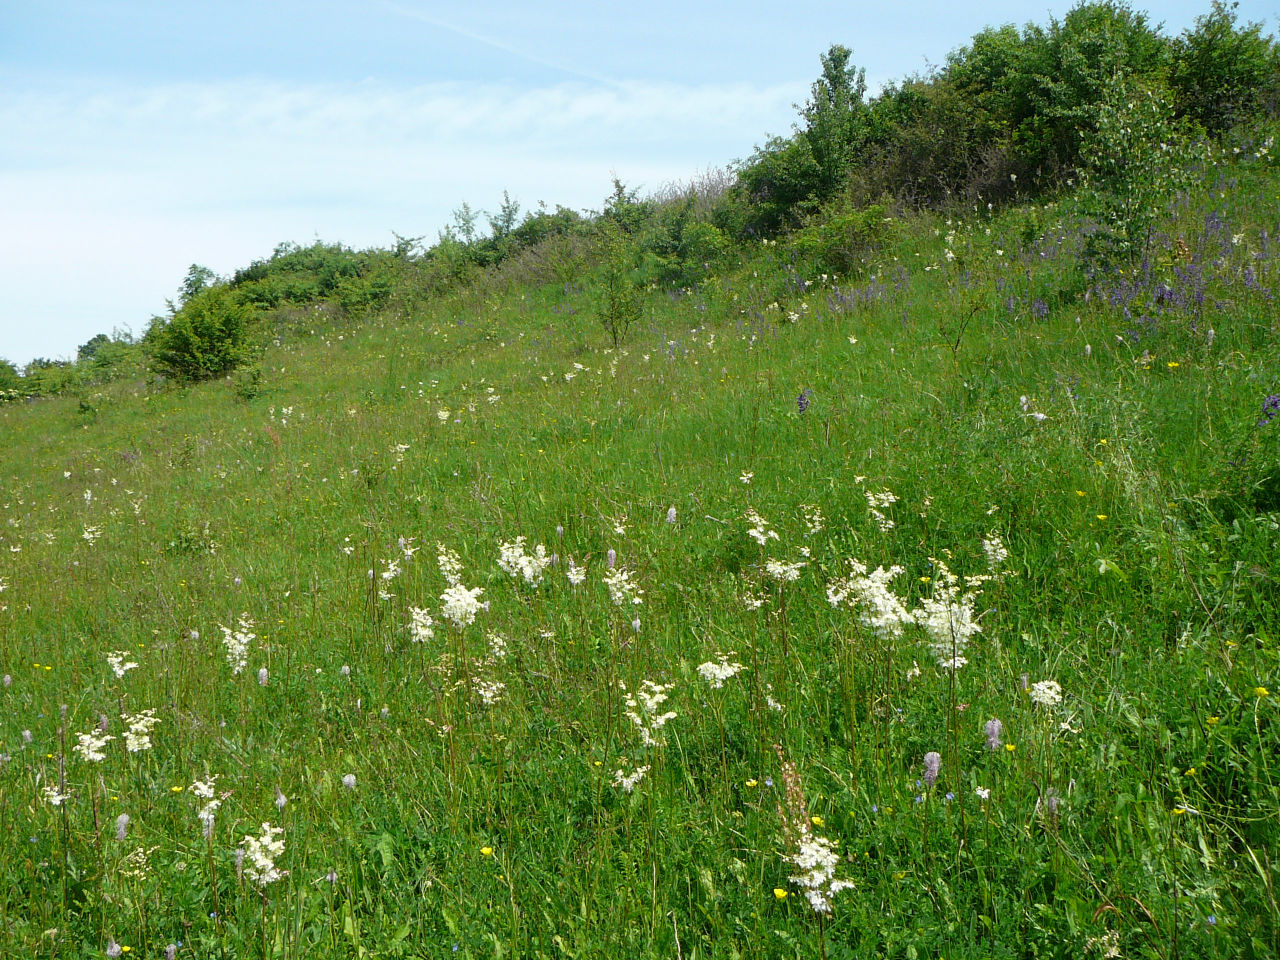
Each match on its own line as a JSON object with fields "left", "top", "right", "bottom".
{"left": 3, "top": 1, "right": 1276, "bottom": 367}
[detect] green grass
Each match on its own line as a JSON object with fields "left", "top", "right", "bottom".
{"left": 2, "top": 145, "right": 1279, "bottom": 959}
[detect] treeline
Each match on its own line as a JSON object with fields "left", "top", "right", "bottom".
{"left": 4, "top": 0, "right": 1276, "bottom": 394}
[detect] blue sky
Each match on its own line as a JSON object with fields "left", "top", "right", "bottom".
{"left": 3, "top": 1, "right": 1276, "bottom": 366}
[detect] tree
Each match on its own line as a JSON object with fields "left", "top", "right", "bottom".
{"left": 595, "top": 221, "right": 643, "bottom": 348}
{"left": 1171, "top": 1, "right": 1280, "bottom": 132}
{"left": 179, "top": 264, "right": 217, "bottom": 306}
{"left": 148, "top": 286, "right": 250, "bottom": 382}
{"left": 801, "top": 45, "right": 869, "bottom": 198}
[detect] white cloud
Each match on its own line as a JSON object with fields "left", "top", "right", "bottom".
{"left": 0, "top": 76, "right": 803, "bottom": 364}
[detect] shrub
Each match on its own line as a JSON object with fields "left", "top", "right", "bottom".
{"left": 1171, "top": 0, "right": 1280, "bottom": 132}
{"left": 594, "top": 222, "right": 643, "bottom": 348}
{"left": 788, "top": 203, "right": 890, "bottom": 277}
{"left": 148, "top": 286, "right": 251, "bottom": 382}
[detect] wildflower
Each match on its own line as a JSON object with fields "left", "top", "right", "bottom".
{"left": 826, "top": 560, "right": 912, "bottom": 641}
{"left": 612, "top": 765, "right": 650, "bottom": 793}
{"left": 106, "top": 940, "right": 123, "bottom": 958}
{"left": 666, "top": 506, "right": 677, "bottom": 524}
{"left": 497, "top": 536, "right": 551, "bottom": 586}
{"left": 1206, "top": 715, "right": 1220, "bottom": 725}
{"left": 82, "top": 525, "right": 100, "bottom": 544}
{"left": 473, "top": 678, "right": 506, "bottom": 706}
{"left": 982, "top": 533, "right": 1009, "bottom": 572}
{"left": 1005, "top": 743, "right": 1016, "bottom": 753}
{"left": 275, "top": 787, "right": 287, "bottom": 810}
{"left": 1086, "top": 930, "right": 1121, "bottom": 958}
{"left": 606, "top": 548, "right": 617, "bottom": 568}
{"left": 342, "top": 774, "right": 357, "bottom": 790}
{"left": 1254, "top": 686, "right": 1270, "bottom": 698}
{"left": 219, "top": 614, "right": 256, "bottom": 675}
{"left": 74, "top": 729, "right": 114, "bottom": 763}
{"left": 922, "top": 752, "right": 941, "bottom": 788}
{"left": 775, "top": 746, "right": 854, "bottom": 913}
{"left": 739, "top": 471, "right": 753, "bottom": 484}
{"left": 408, "top": 607, "right": 435, "bottom": 643}
{"left": 697, "top": 653, "right": 745, "bottom": 689}
{"left": 774, "top": 888, "right": 788, "bottom": 899}
{"left": 797, "top": 389, "right": 812, "bottom": 414}
{"left": 480, "top": 846, "right": 493, "bottom": 857}
{"left": 440, "top": 584, "right": 484, "bottom": 628}
{"left": 42, "top": 782, "right": 69, "bottom": 806}
{"left": 191, "top": 777, "right": 222, "bottom": 838}
{"left": 1030, "top": 680, "right": 1063, "bottom": 708}
{"left": 115, "top": 813, "right": 131, "bottom": 841}
{"left": 257, "top": 667, "right": 269, "bottom": 687}
{"left": 603, "top": 567, "right": 644, "bottom": 607}
{"left": 621, "top": 680, "right": 678, "bottom": 747}
{"left": 913, "top": 559, "right": 984, "bottom": 670}
{"left": 106, "top": 651, "right": 139, "bottom": 679}
{"left": 764, "top": 558, "right": 806, "bottom": 582}
{"left": 436, "top": 544, "right": 464, "bottom": 586}
{"left": 975, "top": 787, "right": 990, "bottom": 801}
{"left": 865, "top": 489, "right": 898, "bottom": 531}
{"left": 566, "top": 559, "right": 586, "bottom": 586}
{"left": 122, "top": 710, "right": 160, "bottom": 753}
{"left": 801, "top": 504, "right": 824, "bottom": 536}
{"left": 984, "top": 718, "right": 1003, "bottom": 751}
{"left": 240, "top": 822, "right": 286, "bottom": 886}
{"left": 745, "top": 509, "right": 779, "bottom": 546}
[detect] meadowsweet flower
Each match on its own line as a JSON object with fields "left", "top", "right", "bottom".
{"left": 922, "top": 751, "right": 941, "bottom": 787}
{"left": 240, "top": 822, "right": 286, "bottom": 886}
{"left": 827, "top": 560, "right": 912, "bottom": 641}
{"left": 122, "top": 710, "right": 160, "bottom": 753}
{"left": 42, "top": 782, "right": 69, "bottom": 806}
{"left": 74, "top": 729, "right": 114, "bottom": 763}
{"left": 473, "top": 678, "right": 506, "bottom": 706}
{"left": 219, "top": 614, "right": 255, "bottom": 675}
{"left": 497, "top": 536, "right": 551, "bottom": 586}
{"left": 612, "top": 765, "right": 650, "bottom": 793}
{"left": 765, "top": 558, "right": 806, "bottom": 582}
{"left": 865, "top": 489, "right": 898, "bottom": 532}
{"left": 984, "top": 718, "right": 1003, "bottom": 751}
{"left": 566, "top": 559, "right": 586, "bottom": 585}
{"left": 621, "top": 680, "right": 677, "bottom": 747}
{"left": 801, "top": 504, "right": 824, "bottom": 536}
{"left": 697, "top": 653, "right": 746, "bottom": 689}
{"left": 191, "top": 777, "right": 222, "bottom": 838}
{"left": 440, "top": 584, "right": 484, "bottom": 628}
{"left": 82, "top": 525, "right": 100, "bottom": 544}
{"left": 745, "top": 509, "right": 779, "bottom": 546}
{"left": 437, "top": 544, "right": 464, "bottom": 586}
{"left": 739, "top": 471, "right": 753, "bottom": 484}
{"left": 106, "top": 651, "right": 139, "bottom": 678}
{"left": 1030, "top": 680, "right": 1063, "bottom": 707}
{"left": 775, "top": 747, "right": 853, "bottom": 913}
{"left": 982, "top": 533, "right": 1009, "bottom": 572}
{"left": 603, "top": 567, "right": 644, "bottom": 606}
{"left": 975, "top": 787, "right": 990, "bottom": 801}
{"left": 913, "top": 559, "right": 983, "bottom": 670}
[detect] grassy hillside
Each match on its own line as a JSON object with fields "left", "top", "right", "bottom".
{"left": 2, "top": 126, "right": 1279, "bottom": 958}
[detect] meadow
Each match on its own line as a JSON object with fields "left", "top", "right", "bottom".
{"left": 4, "top": 9, "right": 1280, "bottom": 956}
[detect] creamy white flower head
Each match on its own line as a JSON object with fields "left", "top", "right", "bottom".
{"left": 744, "top": 508, "right": 779, "bottom": 547}
{"left": 42, "top": 782, "right": 69, "bottom": 806}
{"left": 697, "top": 653, "right": 746, "bottom": 689}
{"left": 801, "top": 504, "right": 824, "bottom": 536}
{"left": 765, "top": 558, "right": 806, "bottom": 582}
{"left": 473, "top": 678, "right": 506, "bottom": 706}
{"left": 566, "top": 558, "right": 586, "bottom": 586}
{"left": 74, "top": 729, "right": 114, "bottom": 763}
{"left": 914, "top": 559, "right": 984, "bottom": 671}
{"left": 612, "top": 765, "right": 650, "bottom": 793}
{"left": 191, "top": 776, "right": 223, "bottom": 837}
{"left": 788, "top": 833, "right": 856, "bottom": 914}
{"left": 240, "top": 822, "right": 286, "bottom": 886}
{"left": 441, "top": 584, "right": 484, "bottom": 628}
{"left": 1029, "top": 680, "right": 1063, "bottom": 708}
{"left": 827, "top": 560, "right": 913, "bottom": 642}
{"left": 497, "top": 536, "right": 551, "bottom": 586}
{"left": 408, "top": 607, "right": 436, "bottom": 643}
{"left": 106, "top": 650, "right": 139, "bottom": 679}
{"left": 122, "top": 709, "right": 160, "bottom": 753}
{"left": 436, "top": 544, "right": 464, "bottom": 586}
{"left": 603, "top": 567, "right": 644, "bottom": 606}
{"left": 219, "top": 614, "right": 256, "bottom": 675}
{"left": 621, "top": 680, "right": 677, "bottom": 747}
{"left": 982, "top": 533, "right": 1009, "bottom": 572}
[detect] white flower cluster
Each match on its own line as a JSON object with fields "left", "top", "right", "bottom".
{"left": 441, "top": 584, "right": 485, "bottom": 628}
{"left": 122, "top": 709, "right": 160, "bottom": 753}
{"left": 745, "top": 508, "right": 779, "bottom": 547}
{"left": 801, "top": 504, "right": 824, "bottom": 537}
{"left": 765, "top": 558, "right": 806, "bottom": 582}
{"left": 982, "top": 533, "right": 1009, "bottom": 572}
{"left": 191, "top": 777, "right": 222, "bottom": 838}
{"left": 603, "top": 567, "right": 644, "bottom": 607}
{"left": 241, "top": 822, "right": 286, "bottom": 886}
{"left": 106, "top": 650, "right": 139, "bottom": 679}
{"left": 408, "top": 607, "right": 435, "bottom": 643}
{"left": 788, "top": 833, "right": 856, "bottom": 914}
{"left": 865, "top": 489, "right": 899, "bottom": 532}
{"left": 826, "top": 560, "right": 913, "bottom": 641}
{"left": 437, "top": 544, "right": 464, "bottom": 586}
{"left": 219, "top": 614, "right": 256, "bottom": 675}
{"left": 914, "top": 560, "right": 984, "bottom": 671}
{"left": 1029, "top": 680, "right": 1063, "bottom": 708}
{"left": 42, "top": 782, "right": 69, "bottom": 806}
{"left": 697, "top": 653, "right": 745, "bottom": 689}
{"left": 622, "top": 680, "right": 677, "bottom": 747}
{"left": 473, "top": 677, "right": 506, "bottom": 707}
{"left": 497, "top": 536, "right": 551, "bottom": 586}
{"left": 612, "top": 765, "right": 650, "bottom": 793}
{"left": 74, "top": 729, "right": 114, "bottom": 763}
{"left": 566, "top": 558, "right": 586, "bottom": 585}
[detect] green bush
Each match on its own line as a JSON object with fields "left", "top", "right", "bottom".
{"left": 1171, "top": 1, "right": 1280, "bottom": 132}
{"left": 788, "top": 202, "right": 890, "bottom": 277}
{"left": 148, "top": 286, "right": 251, "bottom": 382}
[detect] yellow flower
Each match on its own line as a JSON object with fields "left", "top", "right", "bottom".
{"left": 1172, "top": 806, "right": 1187, "bottom": 816}
{"left": 810, "top": 815, "right": 824, "bottom": 827}
{"left": 1206, "top": 716, "right": 1220, "bottom": 725}
{"left": 593, "top": 760, "right": 602, "bottom": 767}
{"left": 1075, "top": 490, "right": 1087, "bottom": 497}
{"left": 1005, "top": 743, "right": 1016, "bottom": 753}
{"left": 1185, "top": 768, "right": 1197, "bottom": 776}
{"left": 480, "top": 846, "right": 494, "bottom": 857}
{"left": 1167, "top": 361, "right": 1180, "bottom": 368}
{"left": 1254, "top": 687, "right": 1270, "bottom": 698}
{"left": 773, "top": 888, "right": 788, "bottom": 900}
{"left": 745, "top": 779, "right": 758, "bottom": 787}
{"left": 1096, "top": 514, "right": 1109, "bottom": 521}
{"left": 171, "top": 786, "right": 183, "bottom": 793}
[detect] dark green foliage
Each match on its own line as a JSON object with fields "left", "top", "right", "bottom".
{"left": 594, "top": 221, "right": 643, "bottom": 348}
{"left": 147, "top": 285, "right": 251, "bottom": 382}
{"left": 788, "top": 202, "right": 890, "bottom": 277}
{"left": 1171, "top": 1, "right": 1280, "bottom": 131}
{"left": 800, "top": 45, "right": 870, "bottom": 200}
